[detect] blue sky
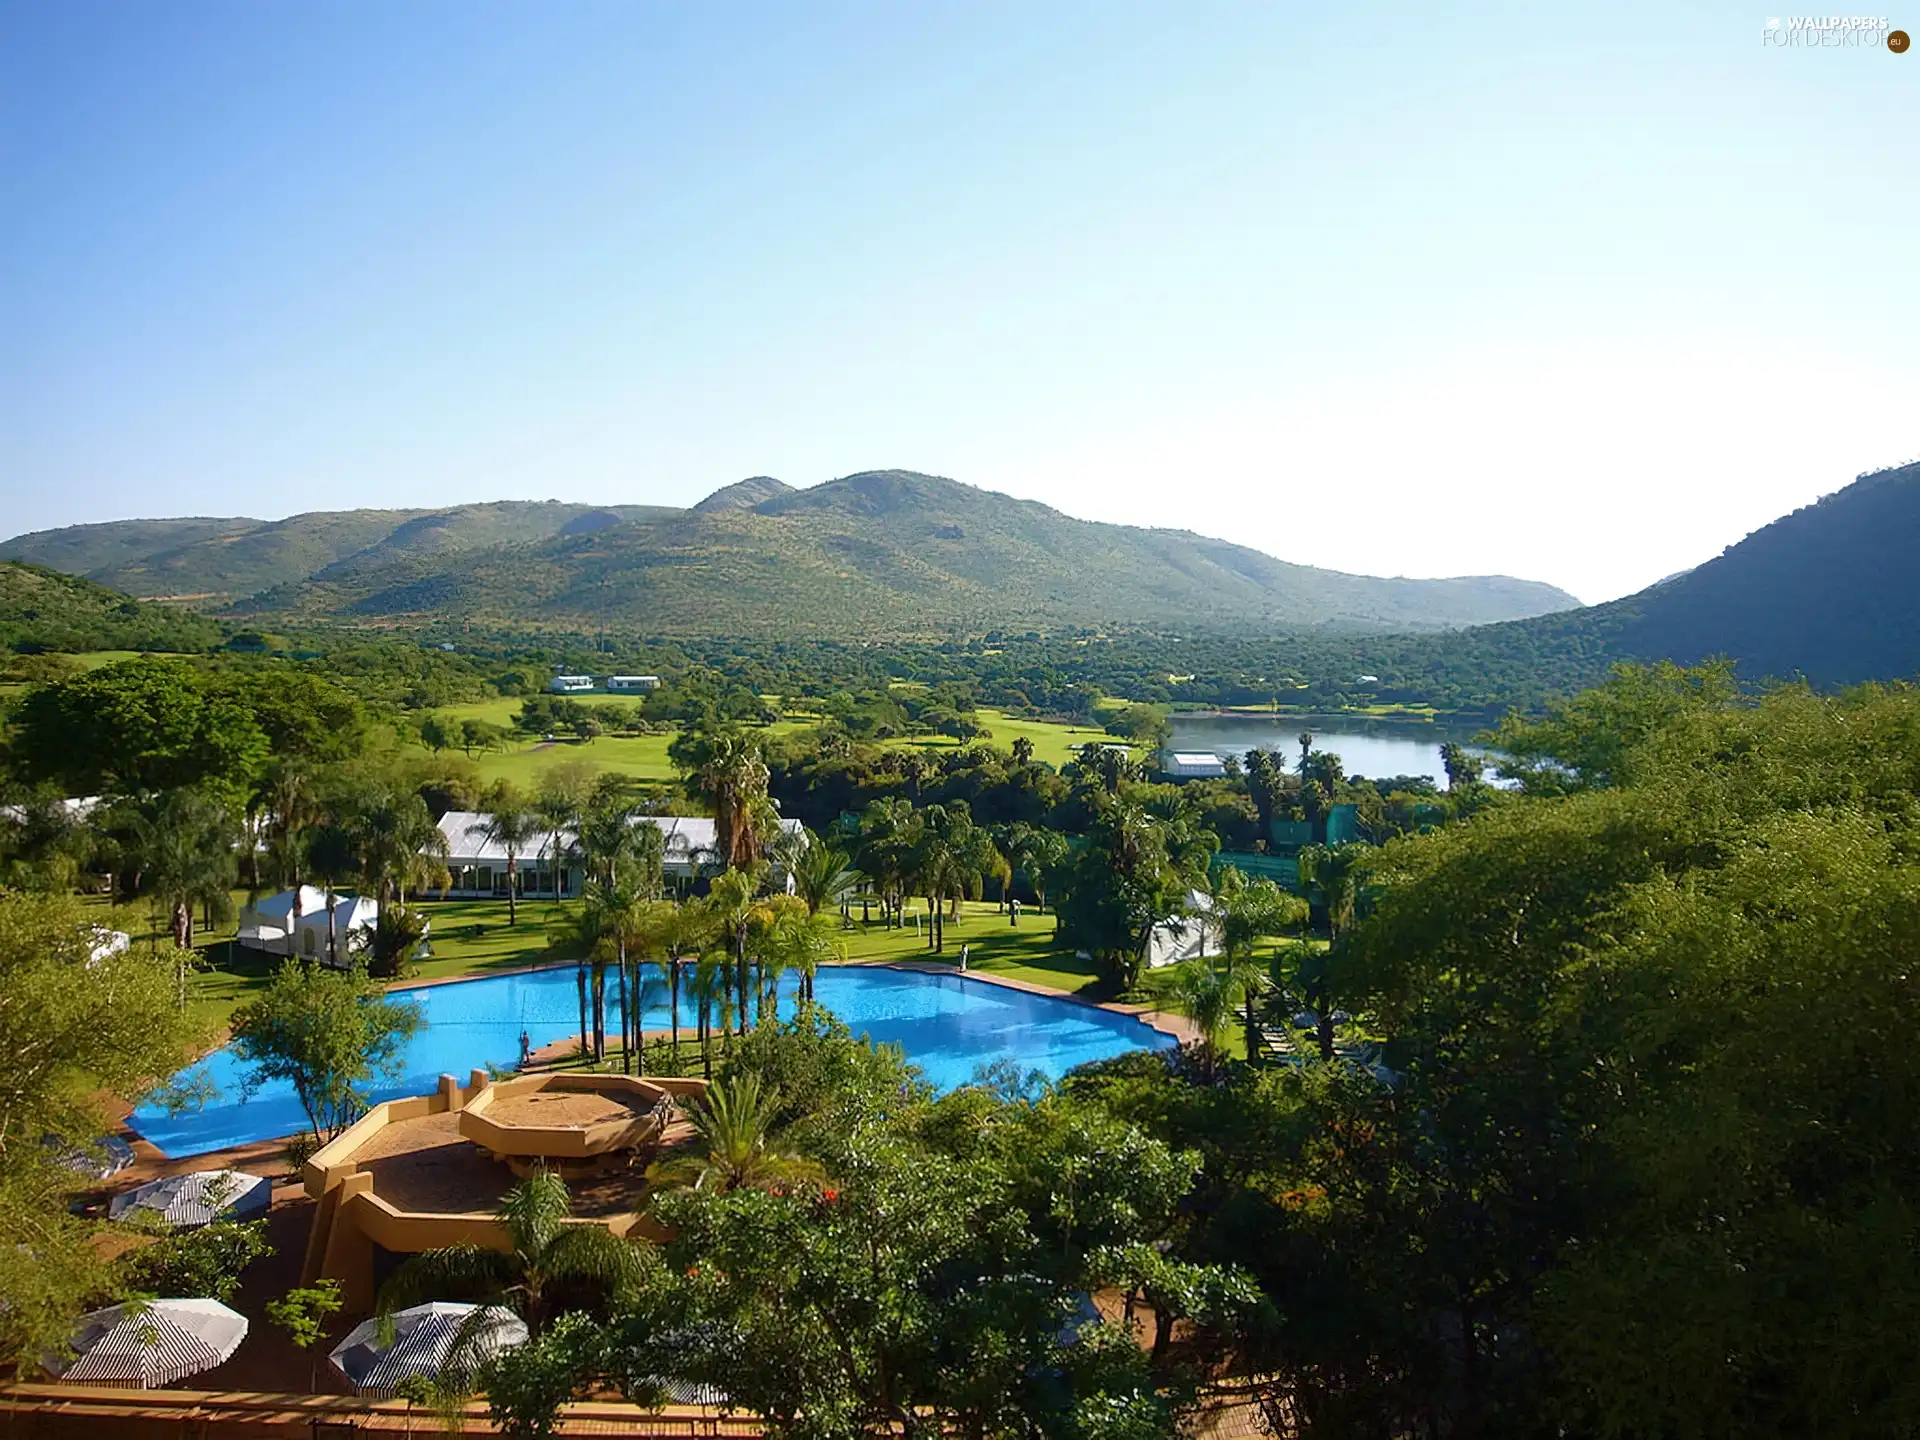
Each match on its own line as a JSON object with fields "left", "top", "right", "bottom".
{"left": 2, "top": 1, "right": 1914, "bottom": 601}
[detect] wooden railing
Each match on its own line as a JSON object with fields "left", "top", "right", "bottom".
{"left": 0, "top": 1383, "right": 762, "bottom": 1438}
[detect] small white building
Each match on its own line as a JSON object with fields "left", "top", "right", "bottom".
{"left": 548, "top": 674, "right": 595, "bottom": 694}
{"left": 1164, "top": 751, "right": 1228, "bottom": 779}
{"left": 237, "top": 886, "right": 380, "bottom": 965}
{"left": 606, "top": 675, "right": 660, "bottom": 693}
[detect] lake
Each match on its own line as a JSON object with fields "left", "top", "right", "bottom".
{"left": 1169, "top": 714, "right": 1492, "bottom": 789}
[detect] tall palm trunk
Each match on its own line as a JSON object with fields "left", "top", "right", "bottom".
{"left": 668, "top": 957, "right": 681, "bottom": 1064}
{"left": 506, "top": 852, "right": 519, "bottom": 925}
{"left": 616, "top": 943, "right": 631, "bottom": 1075}
{"left": 576, "top": 964, "right": 589, "bottom": 1059}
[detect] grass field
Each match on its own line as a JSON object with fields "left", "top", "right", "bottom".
{"left": 419, "top": 699, "right": 1118, "bottom": 786}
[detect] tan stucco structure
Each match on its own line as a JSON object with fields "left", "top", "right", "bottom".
{"left": 299, "top": 1070, "right": 707, "bottom": 1311}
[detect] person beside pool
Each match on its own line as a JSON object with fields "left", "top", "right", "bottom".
{"left": 519, "top": 1030, "right": 531, "bottom": 1067}
{"left": 959, "top": 944, "right": 970, "bottom": 972}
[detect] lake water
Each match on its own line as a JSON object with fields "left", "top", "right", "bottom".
{"left": 1170, "top": 714, "right": 1491, "bottom": 788}
{"left": 128, "top": 965, "right": 1177, "bottom": 1158}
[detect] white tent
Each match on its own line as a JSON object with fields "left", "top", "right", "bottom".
{"left": 329, "top": 1303, "right": 528, "bottom": 1394}
{"left": 238, "top": 887, "right": 378, "bottom": 963}
{"left": 51, "top": 1299, "right": 248, "bottom": 1388}
{"left": 1146, "top": 889, "right": 1222, "bottom": 969}
{"left": 108, "top": 1169, "right": 271, "bottom": 1229}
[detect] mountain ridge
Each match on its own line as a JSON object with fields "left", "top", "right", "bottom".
{"left": 1, "top": 470, "right": 1578, "bottom": 636}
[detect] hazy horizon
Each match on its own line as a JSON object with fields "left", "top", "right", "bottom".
{"left": 5, "top": 3, "right": 1915, "bottom": 603}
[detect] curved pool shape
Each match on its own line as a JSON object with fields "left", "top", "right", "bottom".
{"left": 130, "top": 965, "right": 1176, "bottom": 1157}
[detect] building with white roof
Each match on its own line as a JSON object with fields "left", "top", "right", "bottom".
{"left": 606, "top": 675, "right": 661, "bottom": 692}
{"left": 1163, "top": 751, "right": 1228, "bottom": 779}
{"left": 434, "top": 811, "right": 805, "bottom": 897}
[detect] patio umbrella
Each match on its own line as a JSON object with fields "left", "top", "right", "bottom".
{"left": 51, "top": 1299, "right": 248, "bottom": 1388}
{"left": 43, "top": 1133, "right": 137, "bottom": 1180}
{"left": 107, "top": 1169, "right": 271, "bottom": 1228}
{"left": 328, "top": 1303, "right": 529, "bottom": 1394}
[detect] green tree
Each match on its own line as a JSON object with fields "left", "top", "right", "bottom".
{"left": 670, "top": 725, "right": 773, "bottom": 870}
{"left": 0, "top": 892, "right": 206, "bottom": 1367}
{"left": 482, "top": 791, "right": 545, "bottom": 925}
{"left": 12, "top": 657, "right": 268, "bottom": 800}
{"left": 229, "top": 961, "right": 423, "bottom": 1141}
{"left": 646, "top": 1073, "right": 822, "bottom": 1195}
{"left": 125, "top": 786, "right": 238, "bottom": 1002}
{"left": 378, "top": 1168, "right": 653, "bottom": 1339}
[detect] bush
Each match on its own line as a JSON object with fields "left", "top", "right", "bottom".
{"left": 118, "top": 1219, "right": 273, "bottom": 1302}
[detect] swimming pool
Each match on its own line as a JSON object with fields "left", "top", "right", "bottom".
{"left": 128, "top": 965, "right": 1176, "bottom": 1157}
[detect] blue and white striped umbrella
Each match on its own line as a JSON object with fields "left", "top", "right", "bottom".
{"left": 52, "top": 1299, "right": 248, "bottom": 1388}
{"left": 329, "top": 1303, "right": 528, "bottom": 1394}
{"left": 107, "top": 1169, "right": 270, "bottom": 1229}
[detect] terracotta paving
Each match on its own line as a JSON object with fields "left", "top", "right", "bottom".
{"left": 487, "top": 1091, "right": 648, "bottom": 1126}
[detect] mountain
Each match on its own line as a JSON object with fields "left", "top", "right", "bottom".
{"left": 0, "top": 501, "right": 675, "bottom": 606}
{"left": 691, "top": 476, "right": 795, "bottom": 513}
{"left": 2, "top": 471, "right": 1576, "bottom": 637}
{"left": 219, "top": 470, "right": 1575, "bottom": 635}
{"left": 0, "top": 562, "right": 224, "bottom": 656}
{"left": 1416, "top": 459, "right": 1920, "bottom": 693}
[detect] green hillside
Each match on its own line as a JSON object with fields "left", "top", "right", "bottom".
{"left": 0, "top": 562, "right": 223, "bottom": 655}
{"left": 225, "top": 470, "right": 1578, "bottom": 635}
{"left": 1, "top": 500, "right": 677, "bottom": 605}
{"left": 1393, "top": 459, "right": 1920, "bottom": 697}
{"left": 0, "top": 516, "right": 255, "bottom": 577}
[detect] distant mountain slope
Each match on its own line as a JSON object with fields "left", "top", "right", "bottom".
{"left": 0, "top": 516, "right": 256, "bottom": 577}
{"left": 1414, "top": 460, "right": 1920, "bottom": 692}
{"left": 1, "top": 501, "right": 675, "bottom": 605}
{"left": 692, "top": 476, "right": 794, "bottom": 512}
{"left": 0, "top": 561, "right": 223, "bottom": 654}
{"left": 226, "top": 469, "right": 1577, "bottom": 635}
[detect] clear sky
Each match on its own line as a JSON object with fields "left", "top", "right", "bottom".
{"left": 3, "top": 1, "right": 1914, "bottom": 603}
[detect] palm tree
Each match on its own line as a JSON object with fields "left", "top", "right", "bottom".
{"left": 1210, "top": 868, "right": 1309, "bottom": 1059}
{"left": 999, "top": 822, "right": 1068, "bottom": 914}
{"left": 786, "top": 832, "right": 856, "bottom": 919}
{"left": 1158, "top": 953, "right": 1263, "bottom": 1080}
{"left": 703, "top": 867, "right": 762, "bottom": 1033}
{"left": 645, "top": 1074, "right": 822, "bottom": 1195}
{"left": 1293, "top": 841, "right": 1370, "bottom": 1061}
{"left": 375, "top": 1168, "right": 650, "bottom": 1350}
{"left": 128, "top": 788, "right": 237, "bottom": 1005}
{"left": 685, "top": 953, "right": 727, "bottom": 1079}
{"left": 481, "top": 798, "right": 544, "bottom": 926}
{"left": 359, "top": 900, "right": 429, "bottom": 979}
{"left": 346, "top": 787, "right": 450, "bottom": 907}
{"left": 672, "top": 727, "right": 772, "bottom": 869}
{"left": 761, "top": 907, "right": 838, "bottom": 1012}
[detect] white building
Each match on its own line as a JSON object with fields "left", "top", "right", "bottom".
{"left": 606, "top": 675, "right": 660, "bottom": 693}
{"left": 1163, "top": 751, "right": 1228, "bottom": 779}
{"left": 237, "top": 885, "right": 381, "bottom": 965}
{"left": 434, "top": 811, "right": 806, "bottom": 897}
{"left": 548, "top": 674, "right": 595, "bottom": 694}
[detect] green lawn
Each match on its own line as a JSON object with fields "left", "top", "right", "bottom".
{"left": 875, "top": 708, "right": 1121, "bottom": 770}
{"left": 415, "top": 699, "right": 1115, "bottom": 786}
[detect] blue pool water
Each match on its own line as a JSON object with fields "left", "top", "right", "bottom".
{"left": 129, "top": 965, "right": 1176, "bottom": 1157}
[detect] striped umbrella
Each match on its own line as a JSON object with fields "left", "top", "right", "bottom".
{"left": 108, "top": 1169, "right": 270, "bottom": 1229}
{"left": 329, "top": 1303, "right": 528, "bottom": 1394}
{"left": 52, "top": 1300, "right": 248, "bottom": 1388}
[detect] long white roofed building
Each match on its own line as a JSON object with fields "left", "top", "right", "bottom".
{"left": 434, "top": 811, "right": 805, "bottom": 898}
